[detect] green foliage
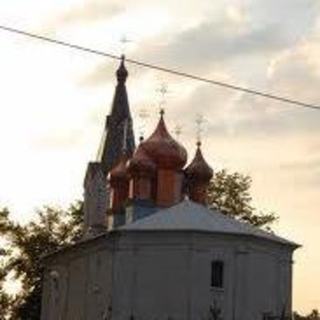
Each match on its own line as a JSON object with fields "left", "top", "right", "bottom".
{"left": 207, "top": 169, "right": 277, "bottom": 229}
{"left": 0, "top": 202, "right": 83, "bottom": 319}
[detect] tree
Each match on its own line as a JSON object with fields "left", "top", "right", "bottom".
{"left": 207, "top": 169, "right": 277, "bottom": 229}
{"left": 293, "top": 310, "right": 320, "bottom": 320}
{"left": 0, "top": 169, "right": 276, "bottom": 319}
{"left": 0, "top": 203, "right": 83, "bottom": 319}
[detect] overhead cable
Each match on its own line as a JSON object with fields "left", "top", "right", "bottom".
{"left": 1, "top": 24, "right": 320, "bottom": 111}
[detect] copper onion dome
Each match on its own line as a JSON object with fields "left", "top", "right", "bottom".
{"left": 109, "top": 154, "right": 128, "bottom": 183}
{"left": 185, "top": 142, "right": 213, "bottom": 182}
{"left": 127, "top": 144, "right": 156, "bottom": 176}
{"left": 141, "top": 112, "right": 187, "bottom": 170}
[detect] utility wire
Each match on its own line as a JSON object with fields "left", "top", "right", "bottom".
{"left": 1, "top": 24, "right": 320, "bottom": 111}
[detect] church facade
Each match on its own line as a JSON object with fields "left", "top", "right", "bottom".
{"left": 40, "top": 57, "right": 299, "bottom": 320}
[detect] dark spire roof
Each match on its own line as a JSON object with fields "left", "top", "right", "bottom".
{"left": 98, "top": 56, "right": 135, "bottom": 175}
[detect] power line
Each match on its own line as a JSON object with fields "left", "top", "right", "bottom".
{"left": 1, "top": 24, "right": 320, "bottom": 112}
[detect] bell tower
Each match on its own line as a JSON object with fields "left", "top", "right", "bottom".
{"left": 97, "top": 55, "right": 135, "bottom": 176}
{"left": 83, "top": 57, "right": 135, "bottom": 235}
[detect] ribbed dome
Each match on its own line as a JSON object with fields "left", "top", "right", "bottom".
{"left": 185, "top": 142, "right": 213, "bottom": 182}
{"left": 110, "top": 154, "right": 128, "bottom": 183}
{"left": 142, "top": 114, "right": 187, "bottom": 170}
{"left": 127, "top": 145, "right": 156, "bottom": 176}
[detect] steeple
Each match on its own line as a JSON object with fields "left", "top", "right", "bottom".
{"left": 98, "top": 55, "right": 135, "bottom": 175}
{"left": 108, "top": 118, "right": 130, "bottom": 228}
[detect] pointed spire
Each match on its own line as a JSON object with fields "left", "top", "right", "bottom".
{"left": 99, "top": 56, "right": 135, "bottom": 175}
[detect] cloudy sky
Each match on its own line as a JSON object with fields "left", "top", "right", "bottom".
{"left": 0, "top": 0, "right": 319, "bottom": 313}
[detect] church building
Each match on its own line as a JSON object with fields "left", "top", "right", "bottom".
{"left": 40, "top": 57, "right": 299, "bottom": 320}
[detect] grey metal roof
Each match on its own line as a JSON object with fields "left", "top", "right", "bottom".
{"left": 120, "top": 200, "right": 299, "bottom": 247}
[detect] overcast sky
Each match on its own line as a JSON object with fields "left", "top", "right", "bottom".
{"left": 0, "top": 0, "right": 319, "bottom": 313}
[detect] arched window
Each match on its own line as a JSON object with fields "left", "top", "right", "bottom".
{"left": 211, "top": 261, "right": 224, "bottom": 288}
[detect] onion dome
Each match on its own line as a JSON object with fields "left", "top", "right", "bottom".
{"left": 142, "top": 112, "right": 187, "bottom": 170}
{"left": 127, "top": 145, "right": 156, "bottom": 176}
{"left": 185, "top": 142, "right": 213, "bottom": 183}
{"left": 109, "top": 154, "right": 128, "bottom": 184}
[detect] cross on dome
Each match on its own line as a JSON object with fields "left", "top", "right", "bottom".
{"left": 156, "top": 82, "right": 169, "bottom": 114}
{"left": 119, "top": 34, "right": 132, "bottom": 56}
{"left": 195, "top": 114, "right": 205, "bottom": 145}
{"left": 174, "top": 124, "right": 183, "bottom": 138}
{"left": 137, "top": 107, "right": 150, "bottom": 142}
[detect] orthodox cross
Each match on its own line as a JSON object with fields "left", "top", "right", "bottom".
{"left": 119, "top": 34, "right": 132, "bottom": 56}
{"left": 209, "top": 300, "right": 222, "bottom": 320}
{"left": 138, "top": 107, "right": 150, "bottom": 141}
{"left": 196, "top": 114, "right": 205, "bottom": 144}
{"left": 174, "top": 124, "right": 183, "bottom": 139}
{"left": 156, "top": 82, "right": 169, "bottom": 113}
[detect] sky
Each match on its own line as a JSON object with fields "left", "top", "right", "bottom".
{"left": 0, "top": 0, "right": 319, "bottom": 313}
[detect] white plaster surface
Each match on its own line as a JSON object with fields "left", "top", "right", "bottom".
{"left": 41, "top": 202, "right": 297, "bottom": 320}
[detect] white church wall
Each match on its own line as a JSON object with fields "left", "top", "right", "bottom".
{"left": 65, "top": 257, "right": 86, "bottom": 320}
{"left": 41, "top": 263, "right": 68, "bottom": 320}
{"left": 86, "top": 248, "right": 113, "bottom": 319}
{"left": 41, "top": 232, "right": 294, "bottom": 320}
{"left": 233, "top": 245, "right": 250, "bottom": 320}
{"left": 241, "top": 241, "right": 293, "bottom": 320}
{"left": 41, "top": 237, "right": 115, "bottom": 320}
{"left": 112, "top": 232, "right": 294, "bottom": 320}
{"left": 112, "top": 233, "right": 191, "bottom": 319}
{"left": 188, "top": 236, "right": 237, "bottom": 320}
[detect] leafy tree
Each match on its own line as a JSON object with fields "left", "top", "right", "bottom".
{"left": 293, "top": 310, "right": 320, "bottom": 320}
{"left": 0, "top": 169, "right": 277, "bottom": 319}
{"left": 207, "top": 169, "right": 277, "bottom": 229}
{"left": 0, "top": 203, "right": 83, "bottom": 319}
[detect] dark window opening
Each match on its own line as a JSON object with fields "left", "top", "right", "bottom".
{"left": 211, "top": 260, "right": 224, "bottom": 288}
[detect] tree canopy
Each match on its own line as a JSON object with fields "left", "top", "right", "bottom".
{"left": 207, "top": 170, "right": 277, "bottom": 229}
{"left": 0, "top": 203, "right": 83, "bottom": 319}
{"left": 293, "top": 310, "right": 320, "bottom": 320}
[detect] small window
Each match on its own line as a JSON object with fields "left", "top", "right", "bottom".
{"left": 211, "top": 261, "right": 224, "bottom": 288}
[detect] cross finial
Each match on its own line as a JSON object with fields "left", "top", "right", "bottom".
{"left": 138, "top": 107, "right": 150, "bottom": 142}
{"left": 174, "top": 124, "right": 183, "bottom": 138}
{"left": 196, "top": 114, "right": 205, "bottom": 145}
{"left": 119, "top": 34, "right": 132, "bottom": 56}
{"left": 156, "top": 82, "right": 169, "bottom": 114}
